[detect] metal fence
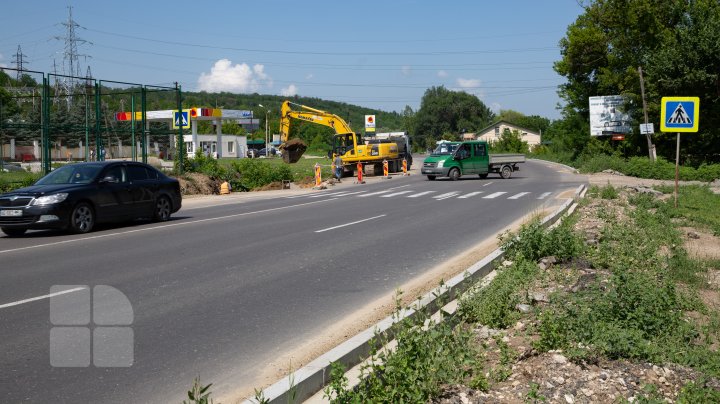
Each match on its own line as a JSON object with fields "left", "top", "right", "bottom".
{"left": 0, "top": 67, "right": 185, "bottom": 174}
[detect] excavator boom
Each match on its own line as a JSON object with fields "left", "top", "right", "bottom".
{"left": 279, "top": 101, "right": 355, "bottom": 163}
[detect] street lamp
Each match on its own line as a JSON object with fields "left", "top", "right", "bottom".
{"left": 258, "top": 104, "right": 269, "bottom": 157}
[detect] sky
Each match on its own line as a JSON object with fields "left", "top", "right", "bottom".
{"left": 0, "top": 0, "right": 584, "bottom": 120}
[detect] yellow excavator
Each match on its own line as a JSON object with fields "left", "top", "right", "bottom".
{"left": 279, "top": 101, "right": 412, "bottom": 174}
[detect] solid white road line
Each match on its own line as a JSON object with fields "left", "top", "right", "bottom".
{"left": 483, "top": 192, "right": 507, "bottom": 199}
{"left": 483, "top": 182, "right": 494, "bottom": 187}
{"left": 315, "top": 214, "right": 387, "bottom": 233}
{"left": 538, "top": 192, "right": 552, "bottom": 199}
{"left": 508, "top": 192, "right": 531, "bottom": 199}
{"left": 457, "top": 191, "right": 483, "bottom": 199}
{"left": 0, "top": 198, "right": 338, "bottom": 255}
{"left": 0, "top": 286, "right": 87, "bottom": 310}
{"left": 380, "top": 191, "right": 413, "bottom": 198}
{"left": 407, "top": 191, "right": 435, "bottom": 198}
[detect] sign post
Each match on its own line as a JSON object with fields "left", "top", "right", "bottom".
{"left": 660, "top": 96, "right": 700, "bottom": 208}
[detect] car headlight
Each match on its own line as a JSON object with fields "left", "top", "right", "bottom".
{"left": 437, "top": 160, "right": 444, "bottom": 168}
{"left": 32, "top": 193, "right": 69, "bottom": 205}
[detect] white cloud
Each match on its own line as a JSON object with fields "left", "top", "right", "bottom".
{"left": 401, "top": 65, "right": 412, "bottom": 76}
{"left": 437, "top": 70, "right": 448, "bottom": 78}
{"left": 197, "top": 59, "right": 272, "bottom": 93}
{"left": 281, "top": 84, "right": 298, "bottom": 97}
{"left": 305, "top": 73, "right": 314, "bottom": 80}
{"left": 456, "top": 78, "right": 481, "bottom": 89}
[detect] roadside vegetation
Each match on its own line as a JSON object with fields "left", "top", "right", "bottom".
{"left": 321, "top": 183, "right": 720, "bottom": 402}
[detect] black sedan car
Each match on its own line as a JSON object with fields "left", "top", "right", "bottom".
{"left": 0, "top": 161, "right": 182, "bottom": 237}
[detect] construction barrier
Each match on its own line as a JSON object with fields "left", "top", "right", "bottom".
{"left": 314, "top": 163, "right": 322, "bottom": 186}
{"left": 220, "top": 181, "right": 231, "bottom": 195}
{"left": 356, "top": 162, "right": 364, "bottom": 184}
{"left": 383, "top": 159, "right": 389, "bottom": 177}
{"left": 402, "top": 158, "right": 408, "bottom": 175}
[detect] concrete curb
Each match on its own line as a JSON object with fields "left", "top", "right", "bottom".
{"left": 528, "top": 158, "right": 579, "bottom": 173}
{"left": 244, "top": 183, "right": 587, "bottom": 404}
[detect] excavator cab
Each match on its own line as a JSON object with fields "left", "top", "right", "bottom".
{"left": 332, "top": 133, "right": 357, "bottom": 158}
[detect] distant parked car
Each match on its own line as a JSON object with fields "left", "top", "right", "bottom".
{"left": 247, "top": 149, "right": 260, "bottom": 158}
{"left": 0, "top": 161, "right": 182, "bottom": 237}
{"left": 0, "top": 162, "right": 24, "bottom": 172}
{"left": 258, "top": 147, "right": 279, "bottom": 157}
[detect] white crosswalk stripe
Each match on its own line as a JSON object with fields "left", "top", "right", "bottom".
{"left": 483, "top": 192, "right": 507, "bottom": 199}
{"left": 508, "top": 192, "right": 530, "bottom": 200}
{"left": 381, "top": 191, "right": 413, "bottom": 198}
{"left": 407, "top": 191, "right": 436, "bottom": 198}
{"left": 434, "top": 192, "right": 460, "bottom": 200}
{"left": 357, "top": 190, "right": 392, "bottom": 197}
{"left": 538, "top": 192, "right": 552, "bottom": 199}
{"left": 457, "top": 191, "right": 483, "bottom": 199}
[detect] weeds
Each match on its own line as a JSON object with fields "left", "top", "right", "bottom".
{"left": 183, "top": 377, "right": 214, "bottom": 404}
{"left": 325, "top": 292, "right": 482, "bottom": 402}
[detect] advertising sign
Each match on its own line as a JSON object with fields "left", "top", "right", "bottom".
{"left": 589, "top": 96, "right": 632, "bottom": 136}
{"left": 365, "top": 115, "right": 376, "bottom": 133}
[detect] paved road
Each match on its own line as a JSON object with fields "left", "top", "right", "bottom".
{"left": 0, "top": 159, "right": 585, "bottom": 403}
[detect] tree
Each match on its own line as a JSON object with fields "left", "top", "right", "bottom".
{"left": 413, "top": 86, "right": 494, "bottom": 146}
{"left": 555, "top": 0, "right": 719, "bottom": 164}
{"left": 493, "top": 129, "right": 529, "bottom": 154}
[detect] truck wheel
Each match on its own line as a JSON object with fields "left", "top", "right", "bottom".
{"left": 449, "top": 168, "right": 460, "bottom": 181}
{"left": 479, "top": 173, "right": 488, "bottom": 179}
{"left": 500, "top": 165, "right": 512, "bottom": 179}
{"left": 427, "top": 175, "right": 436, "bottom": 181}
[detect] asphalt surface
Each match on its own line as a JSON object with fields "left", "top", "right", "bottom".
{"left": 0, "top": 158, "right": 586, "bottom": 403}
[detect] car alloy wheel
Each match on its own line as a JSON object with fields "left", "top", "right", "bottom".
{"left": 70, "top": 202, "right": 95, "bottom": 234}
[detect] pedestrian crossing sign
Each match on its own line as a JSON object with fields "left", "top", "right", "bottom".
{"left": 173, "top": 110, "right": 190, "bottom": 129}
{"left": 661, "top": 97, "right": 699, "bottom": 132}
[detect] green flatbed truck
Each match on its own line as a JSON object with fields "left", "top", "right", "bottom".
{"left": 420, "top": 140, "right": 525, "bottom": 180}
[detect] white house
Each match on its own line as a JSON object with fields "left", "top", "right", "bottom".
{"left": 476, "top": 120, "right": 542, "bottom": 147}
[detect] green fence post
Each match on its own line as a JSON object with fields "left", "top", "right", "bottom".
{"left": 175, "top": 83, "right": 184, "bottom": 174}
{"left": 95, "top": 82, "right": 103, "bottom": 161}
{"left": 42, "top": 76, "right": 51, "bottom": 174}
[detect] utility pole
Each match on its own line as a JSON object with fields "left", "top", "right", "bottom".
{"left": 638, "top": 66, "right": 656, "bottom": 161}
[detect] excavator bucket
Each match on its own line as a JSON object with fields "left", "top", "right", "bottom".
{"left": 280, "top": 138, "right": 308, "bottom": 164}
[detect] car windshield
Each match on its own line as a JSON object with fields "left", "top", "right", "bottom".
{"left": 35, "top": 164, "right": 104, "bottom": 185}
{"left": 431, "top": 143, "right": 459, "bottom": 155}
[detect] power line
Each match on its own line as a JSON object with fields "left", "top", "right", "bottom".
{"left": 86, "top": 27, "right": 558, "bottom": 57}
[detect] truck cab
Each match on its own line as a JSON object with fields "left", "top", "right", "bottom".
{"left": 422, "top": 141, "right": 490, "bottom": 181}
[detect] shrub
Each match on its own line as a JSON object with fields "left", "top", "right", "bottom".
{"left": 577, "top": 154, "right": 626, "bottom": 174}
{"left": 231, "top": 159, "right": 293, "bottom": 191}
{"left": 499, "top": 218, "right": 583, "bottom": 263}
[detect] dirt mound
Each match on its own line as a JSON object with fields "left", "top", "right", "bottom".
{"left": 177, "top": 173, "right": 221, "bottom": 195}
{"left": 253, "top": 182, "right": 285, "bottom": 191}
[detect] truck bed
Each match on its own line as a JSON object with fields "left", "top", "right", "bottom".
{"left": 489, "top": 154, "right": 526, "bottom": 165}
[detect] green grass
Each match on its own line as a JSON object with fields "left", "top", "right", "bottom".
{"left": 0, "top": 171, "right": 41, "bottom": 193}
{"left": 218, "top": 155, "right": 333, "bottom": 183}
{"left": 654, "top": 185, "right": 720, "bottom": 235}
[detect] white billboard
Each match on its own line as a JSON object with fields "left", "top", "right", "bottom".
{"left": 589, "top": 95, "right": 632, "bottom": 136}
